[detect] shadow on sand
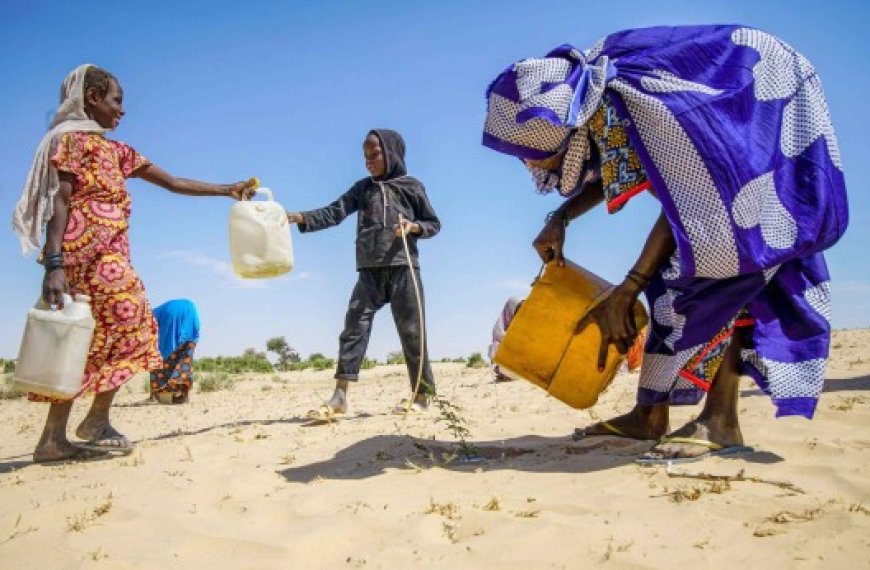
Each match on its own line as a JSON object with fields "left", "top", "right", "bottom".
{"left": 278, "top": 433, "right": 782, "bottom": 483}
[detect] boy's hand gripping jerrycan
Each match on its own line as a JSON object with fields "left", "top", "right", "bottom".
{"left": 13, "top": 294, "right": 96, "bottom": 400}
{"left": 229, "top": 186, "right": 294, "bottom": 278}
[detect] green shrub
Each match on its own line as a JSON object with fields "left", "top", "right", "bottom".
{"left": 466, "top": 352, "right": 488, "bottom": 369}
{"left": 197, "top": 372, "right": 235, "bottom": 393}
{"left": 2, "top": 359, "right": 15, "bottom": 374}
{"left": 386, "top": 351, "right": 406, "bottom": 365}
{"left": 361, "top": 357, "right": 378, "bottom": 370}
{"left": 195, "top": 354, "right": 273, "bottom": 374}
{"left": 309, "top": 355, "right": 335, "bottom": 371}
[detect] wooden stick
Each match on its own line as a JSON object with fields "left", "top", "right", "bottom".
{"left": 666, "top": 466, "right": 806, "bottom": 494}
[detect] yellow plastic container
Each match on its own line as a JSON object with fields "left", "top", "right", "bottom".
{"left": 493, "top": 260, "right": 648, "bottom": 409}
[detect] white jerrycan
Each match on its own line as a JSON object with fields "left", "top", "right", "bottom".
{"left": 229, "top": 187, "right": 294, "bottom": 278}
{"left": 13, "top": 294, "right": 95, "bottom": 399}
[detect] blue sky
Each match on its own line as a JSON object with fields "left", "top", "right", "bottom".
{"left": 1, "top": 0, "right": 867, "bottom": 360}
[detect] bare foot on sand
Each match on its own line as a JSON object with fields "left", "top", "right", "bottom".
{"left": 573, "top": 404, "right": 668, "bottom": 441}
{"left": 647, "top": 419, "right": 744, "bottom": 460}
{"left": 33, "top": 440, "right": 107, "bottom": 463}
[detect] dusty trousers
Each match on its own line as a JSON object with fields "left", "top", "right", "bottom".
{"left": 334, "top": 266, "right": 435, "bottom": 395}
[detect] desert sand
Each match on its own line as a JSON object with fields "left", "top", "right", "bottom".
{"left": 0, "top": 329, "right": 868, "bottom": 569}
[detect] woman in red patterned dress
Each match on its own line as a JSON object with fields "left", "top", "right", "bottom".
{"left": 12, "top": 64, "right": 254, "bottom": 463}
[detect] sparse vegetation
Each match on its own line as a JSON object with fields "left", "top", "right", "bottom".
{"left": 466, "top": 352, "right": 488, "bottom": 368}
{"left": 196, "top": 352, "right": 273, "bottom": 374}
{"left": 482, "top": 497, "right": 501, "bottom": 511}
{"left": 308, "top": 353, "right": 335, "bottom": 371}
{"left": 197, "top": 372, "right": 235, "bottom": 393}
{"left": 266, "top": 337, "right": 300, "bottom": 371}
{"left": 285, "top": 353, "right": 336, "bottom": 371}
{"left": 425, "top": 498, "right": 460, "bottom": 520}
{"left": 386, "top": 351, "right": 406, "bottom": 365}
{"left": 0, "top": 373, "right": 25, "bottom": 400}
{"left": 67, "top": 495, "right": 113, "bottom": 532}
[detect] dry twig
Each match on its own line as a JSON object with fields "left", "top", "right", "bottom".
{"left": 666, "top": 466, "right": 805, "bottom": 494}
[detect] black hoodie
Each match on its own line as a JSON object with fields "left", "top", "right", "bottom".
{"left": 299, "top": 129, "right": 441, "bottom": 269}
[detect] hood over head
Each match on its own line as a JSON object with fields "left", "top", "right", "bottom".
{"left": 369, "top": 129, "right": 407, "bottom": 180}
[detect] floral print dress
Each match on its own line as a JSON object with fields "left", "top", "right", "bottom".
{"left": 30, "top": 132, "right": 162, "bottom": 401}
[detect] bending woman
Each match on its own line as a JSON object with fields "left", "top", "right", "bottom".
{"left": 481, "top": 25, "right": 848, "bottom": 461}
{"left": 150, "top": 299, "right": 200, "bottom": 404}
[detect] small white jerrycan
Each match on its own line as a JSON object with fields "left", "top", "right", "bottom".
{"left": 229, "top": 187, "right": 294, "bottom": 278}
{"left": 14, "top": 294, "right": 95, "bottom": 399}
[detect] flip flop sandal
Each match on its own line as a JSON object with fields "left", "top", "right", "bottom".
{"left": 635, "top": 437, "right": 755, "bottom": 466}
{"left": 304, "top": 404, "right": 345, "bottom": 422}
{"left": 78, "top": 426, "right": 135, "bottom": 456}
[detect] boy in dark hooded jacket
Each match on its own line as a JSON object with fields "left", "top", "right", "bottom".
{"left": 286, "top": 129, "right": 440, "bottom": 417}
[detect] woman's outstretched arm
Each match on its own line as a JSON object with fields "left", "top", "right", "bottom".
{"left": 136, "top": 164, "right": 253, "bottom": 200}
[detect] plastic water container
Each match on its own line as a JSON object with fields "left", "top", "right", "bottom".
{"left": 13, "top": 294, "right": 95, "bottom": 399}
{"left": 229, "top": 187, "right": 294, "bottom": 278}
{"left": 493, "top": 260, "right": 649, "bottom": 409}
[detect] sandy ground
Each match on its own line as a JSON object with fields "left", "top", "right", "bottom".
{"left": 0, "top": 330, "right": 868, "bottom": 569}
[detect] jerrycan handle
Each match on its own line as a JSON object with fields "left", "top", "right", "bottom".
{"left": 254, "top": 187, "right": 274, "bottom": 202}
{"left": 35, "top": 293, "right": 73, "bottom": 311}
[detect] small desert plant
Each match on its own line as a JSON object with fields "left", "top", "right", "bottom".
{"left": 197, "top": 372, "right": 235, "bottom": 393}
{"left": 429, "top": 389, "right": 477, "bottom": 460}
{"left": 361, "top": 357, "right": 378, "bottom": 370}
{"left": 466, "top": 352, "right": 488, "bottom": 369}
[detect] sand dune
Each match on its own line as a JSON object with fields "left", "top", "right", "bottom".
{"left": 1, "top": 330, "right": 868, "bottom": 569}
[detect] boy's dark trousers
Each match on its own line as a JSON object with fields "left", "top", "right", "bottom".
{"left": 335, "top": 266, "right": 435, "bottom": 394}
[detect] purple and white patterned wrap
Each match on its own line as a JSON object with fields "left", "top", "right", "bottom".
{"left": 482, "top": 25, "right": 848, "bottom": 418}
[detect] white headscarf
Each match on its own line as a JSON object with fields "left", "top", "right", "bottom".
{"left": 12, "top": 64, "right": 108, "bottom": 254}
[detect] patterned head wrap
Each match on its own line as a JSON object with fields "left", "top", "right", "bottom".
{"left": 483, "top": 44, "right": 612, "bottom": 196}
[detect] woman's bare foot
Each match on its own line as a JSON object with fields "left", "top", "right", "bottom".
{"left": 648, "top": 418, "right": 743, "bottom": 460}
{"left": 573, "top": 404, "right": 668, "bottom": 441}
{"left": 646, "top": 331, "right": 745, "bottom": 460}
{"left": 33, "top": 440, "right": 107, "bottom": 463}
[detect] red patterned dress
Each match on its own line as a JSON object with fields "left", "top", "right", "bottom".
{"left": 30, "top": 132, "right": 162, "bottom": 402}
